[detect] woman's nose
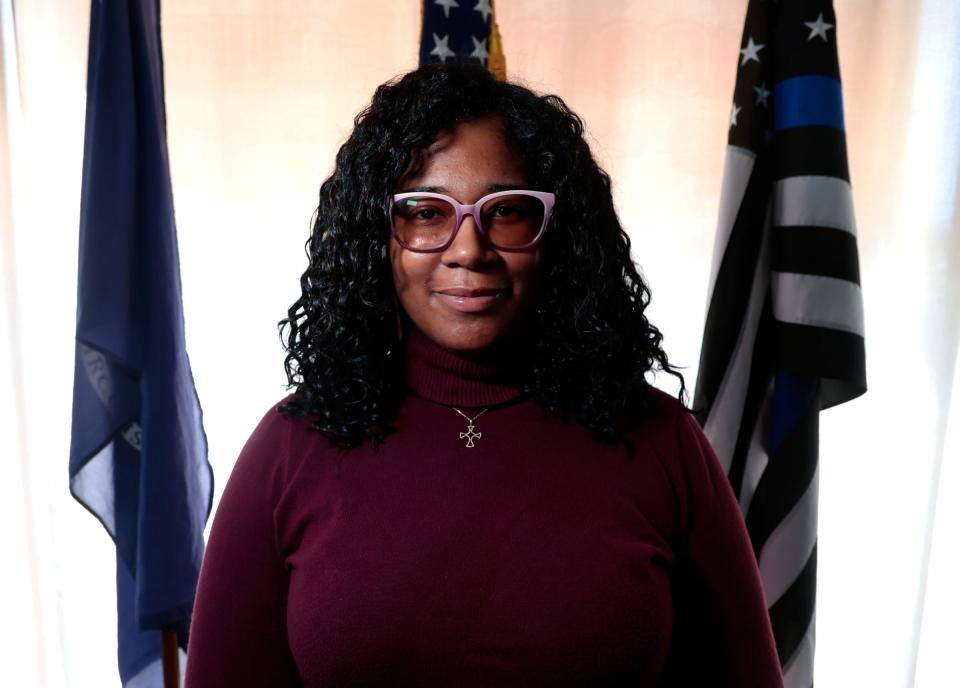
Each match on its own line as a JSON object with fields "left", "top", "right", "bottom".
{"left": 441, "top": 213, "right": 497, "bottom": 268}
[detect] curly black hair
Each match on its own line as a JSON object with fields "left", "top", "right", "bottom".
{"left": 279, "top": 63, "right": 687, "bottom": 448}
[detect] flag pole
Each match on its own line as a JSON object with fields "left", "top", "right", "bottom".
{"left": 161, "top": 629, "right": 180, "bottom": 688}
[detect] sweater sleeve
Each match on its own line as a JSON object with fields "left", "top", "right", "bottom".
{"left": 185, "top": 405, "right": 302, "bottom": 687}
{"left": 661, "top": 410, "right": 784, "bottom": 688}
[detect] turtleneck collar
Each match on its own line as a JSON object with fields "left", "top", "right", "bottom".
{"left": 403, "top": 327, "right": 523, "bottom": 408}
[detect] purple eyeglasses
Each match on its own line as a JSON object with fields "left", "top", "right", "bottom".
{"left": 388, "top": 190, "right": 555, "bottom": 252}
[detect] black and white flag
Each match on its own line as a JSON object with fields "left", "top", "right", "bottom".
{"left": 695, "top": 2, "right": 867, "bottom": 686}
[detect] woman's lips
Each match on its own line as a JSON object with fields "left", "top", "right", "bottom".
{"left": 433, "top": 287, "right": 510, "bottom": 313}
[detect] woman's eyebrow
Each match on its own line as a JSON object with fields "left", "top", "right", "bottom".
{"left": 398, "top": 182, "right": 527, "bottom": 194}
{"left": 403, "top": 185, "right": 446, "bottom": 193}
{"left": 486, "top": 183, "right": 527, "bottom": 192}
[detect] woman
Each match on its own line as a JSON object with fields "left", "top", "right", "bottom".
{"left": 186, "top": 63, "right": 783, "bottom": 687}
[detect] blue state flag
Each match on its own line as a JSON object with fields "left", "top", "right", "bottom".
{"left": 69, "top": 0, "right": 213, "bottom": 684}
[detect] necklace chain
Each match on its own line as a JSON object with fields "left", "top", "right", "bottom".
{"left": 451, "top": 407, "right": 490, "bottom": 424}
{"left": 451, "top": 406, "right": 491, "bottom": 448}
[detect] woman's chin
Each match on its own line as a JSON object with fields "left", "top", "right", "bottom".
{"left": 417, "top": 316, "right": 521, "bottom": 357}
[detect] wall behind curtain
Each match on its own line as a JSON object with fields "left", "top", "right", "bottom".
{"left": 2, "top": 0, "right": 957, "bottom": 686}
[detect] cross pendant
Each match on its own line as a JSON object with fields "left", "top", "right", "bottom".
{"left": 460, "top": 422, "right": 482, "bottom": 448}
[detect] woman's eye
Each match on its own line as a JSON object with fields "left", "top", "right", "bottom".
{"left": 493, "top": 205, "right": 525, "bottom": 218}
{"left": 398, "top": 205, "right": 445, "bottom": 222}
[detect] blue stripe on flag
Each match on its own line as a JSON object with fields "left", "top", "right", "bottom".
{"left": 768, "top": 373, "right": 819, "bottom": 456}
{"left": 774, "top": 76, "right": 845, "bottom": 132}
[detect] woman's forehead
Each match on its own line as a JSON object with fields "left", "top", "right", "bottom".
{"left": 400, "top": 117, "right": 524, "bottom": 189}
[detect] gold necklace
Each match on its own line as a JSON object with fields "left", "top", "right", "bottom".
{"left": 451, "top": 406, "right": 490, "bottom": 448}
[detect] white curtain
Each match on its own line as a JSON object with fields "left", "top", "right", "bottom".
{"left": 2, "top": 0, "right": 957, "bottom": 685}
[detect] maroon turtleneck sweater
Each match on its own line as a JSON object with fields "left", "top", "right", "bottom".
{"left": 186, "top": 329, "right": 783, "bottom": 687}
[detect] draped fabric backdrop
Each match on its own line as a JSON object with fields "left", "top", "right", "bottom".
{"left": 1, "top": 1, "right": 957, "bottom": 686}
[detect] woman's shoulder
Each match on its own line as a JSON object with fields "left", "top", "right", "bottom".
{"left": 228, "top": 394, "right": 336, "bottom": 493}
{"left": 242, "top": 394, "right": 311, "bottom": 456}
{"left": 635, "top": 385, "right": 700, "bottom": 440}
{"left": 631, "top": 385, "right": 721, "bottom": 484}
{"left": 631, "top": 386, "right": 741, "bottom": 548}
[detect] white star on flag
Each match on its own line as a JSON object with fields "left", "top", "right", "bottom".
{"left": 470, "top": 36, "right": 489, "bottom": 62}
{"left": 730, "top": 102, "right": 742, "bottom": 127}
{"left": 474, "top": 0, "right": 492, "bottom": 23}
{"left": 435, "top": 0, "right": 460, "bottom": 19}
{"left": 804, "top": 12, "right": 834, "bottom": 42}
{"left": 739, "top": 37, "right": 765, "bottom": 66}
{"left": 430, "top": 33, "right": 456, "bottom": 62}
{"left": 754, "top": 82, "right": 771, "bottom": 107}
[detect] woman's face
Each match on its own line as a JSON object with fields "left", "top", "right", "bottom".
{"left": 390, "top": 116, "right": 543, "bottom": 356}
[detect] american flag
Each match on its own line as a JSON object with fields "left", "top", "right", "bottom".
{"left": 419, "top": 0, "right": 505, "bottom": 79}
{"left": 694, "top": 1, "right": 866, "bottom": 686}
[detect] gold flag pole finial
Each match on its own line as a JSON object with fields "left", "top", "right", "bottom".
{"left": 488, "top": 0, "right": 507, "bottom": 80}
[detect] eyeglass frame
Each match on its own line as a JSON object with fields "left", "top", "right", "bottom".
{"left": 387, "top": 189, "right": 556, "bottom": 253}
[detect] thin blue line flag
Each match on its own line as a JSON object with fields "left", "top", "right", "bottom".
{"left": 69, "top": 0, "right": 213, "bottom": 684}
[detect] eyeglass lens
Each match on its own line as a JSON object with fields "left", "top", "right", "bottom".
{"left": 391, "top": 194, "right": 545, "bottom": 250}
